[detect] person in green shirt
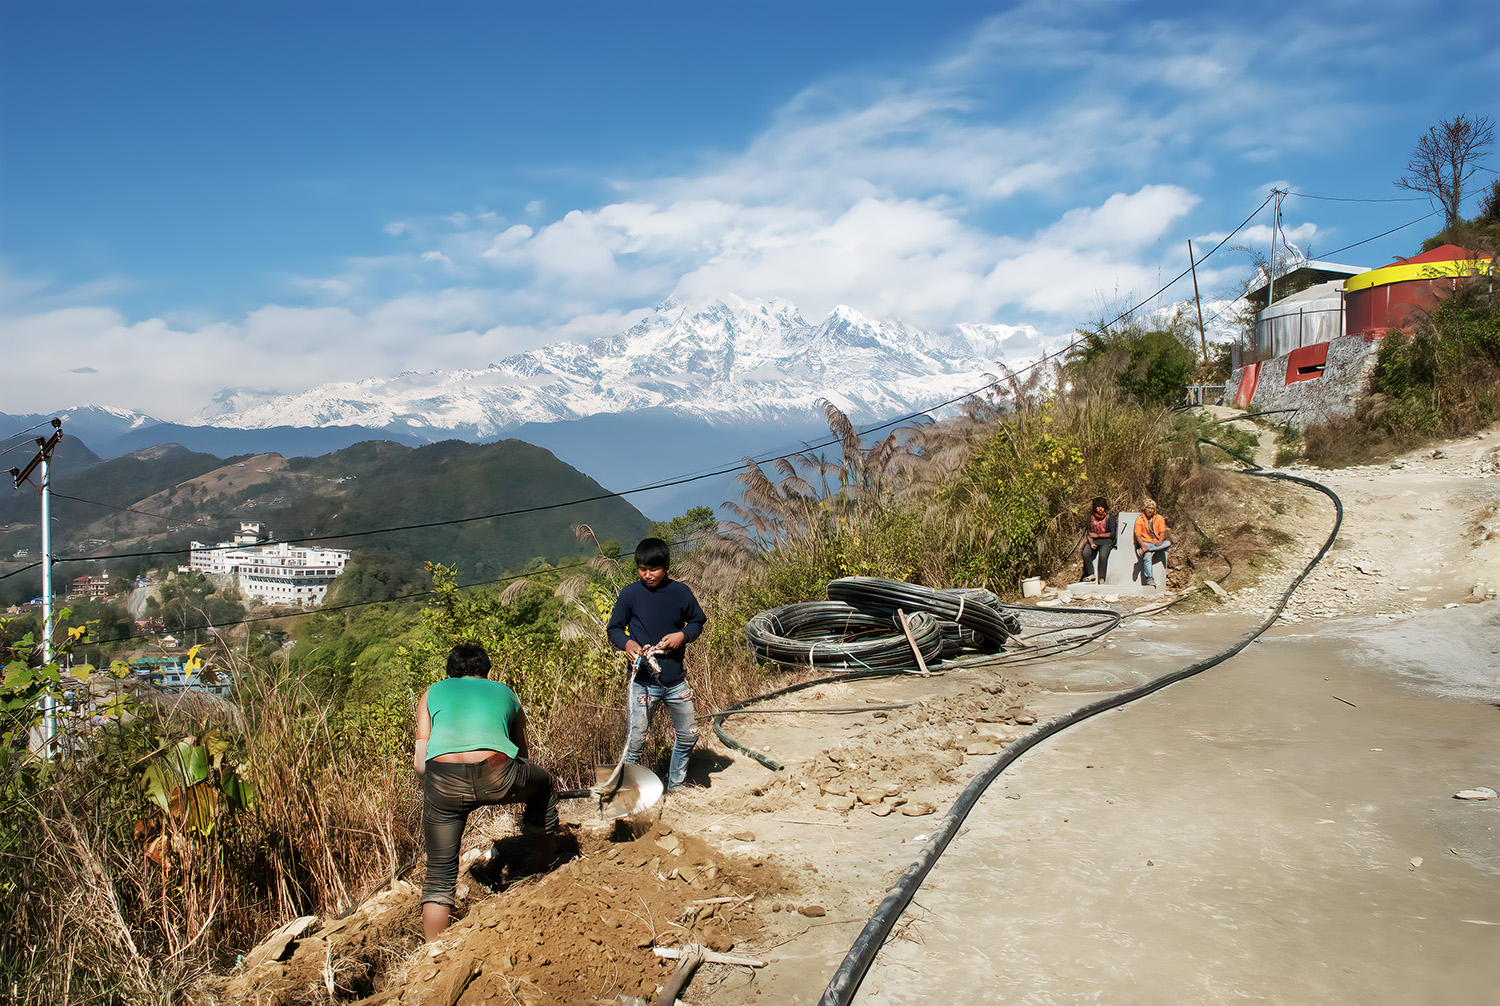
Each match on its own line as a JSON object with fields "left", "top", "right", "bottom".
{"left": 414, "top": 643, "right": 560, "bottom": 941}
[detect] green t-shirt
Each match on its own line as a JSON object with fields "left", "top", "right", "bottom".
{"left": 424, "top": 677, "right": 522, "bottom": 761}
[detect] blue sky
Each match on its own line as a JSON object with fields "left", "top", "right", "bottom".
{"left": 2, "top": 0, "right": 1496, "bottom": 421}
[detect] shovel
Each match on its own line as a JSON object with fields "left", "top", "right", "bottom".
{"left": 556, "top": 762, "right": 664, "bottom": 818}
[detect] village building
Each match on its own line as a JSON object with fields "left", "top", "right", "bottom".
{"left": 67, "top": 573, "right": 112, "bottom": 599}
{"left": 1228, "top": 245, "right": 1494, "bottom": 422}
{"left": 188, "top": 522, "right": 350, "bottom": 607}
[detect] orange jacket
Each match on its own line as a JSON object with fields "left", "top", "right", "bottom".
{"left": 1134, "top": 512, "right": 1166, "bottom": 546}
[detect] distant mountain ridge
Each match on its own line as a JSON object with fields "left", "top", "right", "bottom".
{"left": 187, "top": 296, "right": 1047, "bottom": 435}
{"left": 5, "top": 293, "right": 1247, "bottom": 521}
{"left": 0, "top": 438, "right": 653, "bottom": 605}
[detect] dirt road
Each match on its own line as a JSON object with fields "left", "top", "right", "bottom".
{"left": 674, "top": 426, "right": 1500, "bottom": 1005}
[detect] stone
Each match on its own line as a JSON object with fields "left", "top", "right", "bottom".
{"left": 965, "top": 741, "right": 1000, "bottom": 756}
{"left": 798, "top": 905, "right": 827, "bottom": 917}
{"left": 901, "top": 802, "right": 937, "bottom": 816}
{"left": 1454, "top": 787, "right": 1497, "bottom": 800}
{"left": 730, "top": 831, "right": 756, "bottom": 842}
{"left": 870, "top": 804, "right": 894, "bottom": 816}
{"left": 814, "top": 794, "right": 857, "bottom": 812}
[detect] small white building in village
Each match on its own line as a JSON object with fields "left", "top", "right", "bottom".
{"left": 188, "top": 522, "right": 350, "bottom": 607}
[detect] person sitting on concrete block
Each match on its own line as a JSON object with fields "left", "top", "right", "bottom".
{"left": 1134, "top": 499, "right": 1171, "bottom": 588}
{"left": 1082, "top": 496, "right": 1117, "bottom": 584}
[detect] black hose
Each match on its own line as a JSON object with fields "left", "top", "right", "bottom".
{"left": 818, "top": 461, "right": 1342, "bottom": 1005}
{"left": 718, "top": 603, "right": 1124, "bottom": 771}
{"left": 828, "top": 576, "right": 1022, "bottom": 647}
{"left": 712, "top": 667, "right": 917, "bottom": 771}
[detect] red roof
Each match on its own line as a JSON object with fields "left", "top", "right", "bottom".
{"left": 1380, "top": 244, "right": 1478, "bottom": 268}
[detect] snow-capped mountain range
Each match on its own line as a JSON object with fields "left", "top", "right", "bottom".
{"left": 190, "top": 296, "right": 1052, "bottom": 435}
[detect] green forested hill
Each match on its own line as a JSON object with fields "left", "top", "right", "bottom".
{"left": 0, "top": 444, "right": 226, "bottom": 530}
{"left": 279, "top": 438, "right": 651, "bottom": 580}
{"left": 0, "top": 438, "right": 653, "bottom": 603}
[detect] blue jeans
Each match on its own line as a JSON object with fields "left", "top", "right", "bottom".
{"left": 625, "top": 679, "right": 697, "bottom": 790}
{"left": 1138, "top": 540, "right": 1171, "bottom": 583}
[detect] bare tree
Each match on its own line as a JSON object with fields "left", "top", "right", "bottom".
{"left": 1397, "top": 114, "right": 1495, "bottom": 230}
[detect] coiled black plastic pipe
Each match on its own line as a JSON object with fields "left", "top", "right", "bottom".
{"left": 718, "top": 603, "right": 1125, "bottom": 771}
{"left": 829, "top": 576, "right": 1022, "bottom": 647}
{"left": 745, "top": 601, "right": 945, "bottom": 670}
{"left": 818, "top": 464, "right": 1343, "bottom": 1005}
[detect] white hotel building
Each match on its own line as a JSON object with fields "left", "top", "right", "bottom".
{"left": 188, "top": 523, "right": 350, "bottom": 607}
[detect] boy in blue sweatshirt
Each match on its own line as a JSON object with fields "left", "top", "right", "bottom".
{"left": 606, "top": 537, "right": 707, "bottom": 791}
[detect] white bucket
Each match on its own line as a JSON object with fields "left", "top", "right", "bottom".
{"left": 1020, "top": 576, "right": 1044, "bottom": 598}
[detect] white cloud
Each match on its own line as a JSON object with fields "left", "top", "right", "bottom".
{"left": 13, "top": 1, "right": 1445, "bottom": 416}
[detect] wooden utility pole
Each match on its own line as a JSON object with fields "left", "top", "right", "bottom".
{"left": 1188, "top": 239, "right": 1208, "bottom": 364}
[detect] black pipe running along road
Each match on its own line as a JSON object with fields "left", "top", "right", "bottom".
{"left": 818, "top": 460, "right": 1344, "bottom": 1005}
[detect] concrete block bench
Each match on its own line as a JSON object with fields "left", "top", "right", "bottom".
{"left": 1066, "top": 510, "right": 1166, "bottom": 597}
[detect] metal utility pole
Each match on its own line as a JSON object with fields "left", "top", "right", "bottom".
{"left": 11, "top": 418, "right": 63, "bottom": 756}
{"left": 1268, "top": 188, "right": 1285, "bottom": 306}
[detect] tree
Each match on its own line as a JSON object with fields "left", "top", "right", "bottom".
{"left": 1397, "top": 114, "right": 1495, "bottom": 230}
{"left": 1068, "top": 326, "right": 1198, "bottom": 409}
{"left": 650, "top": 506, "right": 719, "bottom": 551}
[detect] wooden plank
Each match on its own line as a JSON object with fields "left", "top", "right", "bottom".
{"left": 653, "top": 945, "right": 766, "bottom": 968}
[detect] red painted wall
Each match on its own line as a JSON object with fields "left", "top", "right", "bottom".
{"left": 1233, "top": 362, "right": 1260, "bottom": 407}
{"left": 1284, "top": 342, "right": 1330, "bottom": 384}
{"left": 1345, "top": 281, "right": 1444, "bottom": 337}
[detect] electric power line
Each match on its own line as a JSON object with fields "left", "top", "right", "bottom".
{"left": 1322, "top": 211, "right": 1440, "bottom": 258}
{"left": 0, "top": 561, "right": 44, "bottom": 582}
{"left": 39, "top": 356, "right": 1070, "bottom": 568}
{"left": 1, "top": 419, "right": 58, "bottom": 447}
{"left": 49, "top": 493, "right": 234, "bottom": 532}
{"left": 1097, "top": 192, "right": 1276, "bottom": 333}
{"left": 1288, "top": 192, "right": 1426, "bottom": 203}
{"left": 78, "top": 559, "right": 602, "bottom": 649}
{"left": 2, "top": 441, "right": 44, "bottom": 463}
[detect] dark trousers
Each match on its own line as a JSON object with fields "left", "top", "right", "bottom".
{"left": 421, "top": 755, "right": 558, "bottom": 906}
{"left": 1083, "top": 539, "right": 1113, "bottom": 580}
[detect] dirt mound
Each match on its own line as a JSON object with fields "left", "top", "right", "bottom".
{"left": 207, "top": 821, "right": 785, "bottom": 1005}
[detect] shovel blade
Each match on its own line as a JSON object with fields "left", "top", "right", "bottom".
{"left": 594, "top": 762, "right": 663, "bottom": 817}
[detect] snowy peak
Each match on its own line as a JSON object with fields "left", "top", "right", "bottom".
{"left": 189, "top": 296, "right": 1051, "bottom": 434}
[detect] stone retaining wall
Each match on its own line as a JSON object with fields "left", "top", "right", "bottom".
{"left": 1226, "top": 334, "right": 1380, "bottom": 428}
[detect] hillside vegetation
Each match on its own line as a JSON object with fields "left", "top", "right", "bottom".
{"left": 0, "top": 317, "right": 1288, "bottom": 1004}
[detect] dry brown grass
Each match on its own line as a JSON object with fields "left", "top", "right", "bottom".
{"left": 0, "top": 653, "right": 423, "bottom": 1005}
